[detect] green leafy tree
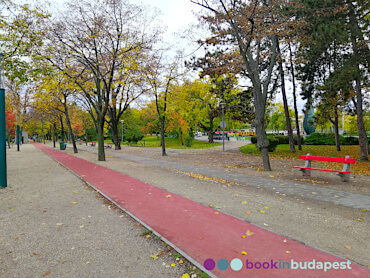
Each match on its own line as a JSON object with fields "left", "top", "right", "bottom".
{"left": 297, "top": 0, "right": 369, "bottom": 160}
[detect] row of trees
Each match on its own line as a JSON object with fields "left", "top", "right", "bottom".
{"left": 1, "top": 0, "right": 369, "bottom": 171}
{"left": 2, "top": 0, "right": 165, "bottom": 160}
{"left": 189, "top": 0, "right": 369, "bottom": 170}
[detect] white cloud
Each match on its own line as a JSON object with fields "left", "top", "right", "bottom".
{"left": 138, "top": 0, "right": 201, "bottom": 43}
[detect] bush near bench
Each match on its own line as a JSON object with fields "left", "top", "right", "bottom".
{"left": 304, "top": 133, "right": 362, "bottom": 146}
{"left": 250, "top": 133, "right": 366, "bottom": 152}
{"left": 250, "top": 135, "right": 279, "bottom": 152}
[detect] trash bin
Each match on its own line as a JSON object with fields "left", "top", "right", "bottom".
{"left": 60, "top": 142, "right": 66, "bottom": 150}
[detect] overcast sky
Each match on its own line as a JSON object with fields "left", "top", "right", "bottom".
{"left": 138, "top": 0, "right": 203, "bottom": 51}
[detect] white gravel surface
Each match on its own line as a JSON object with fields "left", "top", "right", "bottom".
{"left": 0, "top": 144, "right": 193, "bottom": 278}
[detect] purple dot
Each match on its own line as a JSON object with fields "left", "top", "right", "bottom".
{"left": 204, "top": 258, "right": 216, "bottom": 270}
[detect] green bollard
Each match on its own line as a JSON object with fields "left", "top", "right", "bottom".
{"left": 0, "top": 88, "right": 7, "bottom": 188}
{"left": 16, "top": 125, "right": 20, "bottom": 151}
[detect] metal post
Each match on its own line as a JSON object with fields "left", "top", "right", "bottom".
{"left": 42, "top": 120, "right": 45, "bottom": 144}
{"left": 0, "top": 53, "right": 7, "bottom": 188}
{"left": 121, "top": 120, "right": 124, "bottom": 145}
{"left": 342, "top": 111, "right": 345, "bottom": 135}
{"left": 16, "top": 124, "right": 20, "bottom": 151}
{"left": 85, "top": 129, "right": 88, "bottom": 146}
{"left": 53, "top": 123, "right": 56, "bottom": 148}
{"left": 221, "top": 103, "right": 225, "bottom": 152}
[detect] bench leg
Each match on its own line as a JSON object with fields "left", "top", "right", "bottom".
{"left": 301, "top": 153, "right": 312, "bottom": 177}
{"left": 338, "top": 157, "right": 351, "bottom": 182}
{"left": 300, "top": 168, "right": 311, "bottom": 177}
{"left": 336, "top": 172, "right": 350, "bottom": 182}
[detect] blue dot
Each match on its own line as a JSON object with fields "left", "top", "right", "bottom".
{"left": 230, "top": 258, "right": 243, "bottom": 271}
{"left": 217, "top": 259, "right": 229, "bottom": 271}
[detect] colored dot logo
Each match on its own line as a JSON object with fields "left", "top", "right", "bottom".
{"left": 204, "top": 258, "right": 243, "bottom": 271}
{"left": 204, "top": 259, "right": 215, "bottom": 271}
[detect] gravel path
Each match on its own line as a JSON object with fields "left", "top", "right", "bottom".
{"left": 66, "top": 143, "right": 369, "bottom": 268}
{"left": 2, "top": 143, "right": 369, "bottom": 277}
{"left": 0, "top": 144, "right": 193, "bottom": 277}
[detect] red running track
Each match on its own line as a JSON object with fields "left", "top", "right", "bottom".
{"left": 34, "top": 143, "right": 369, "bottom": 277}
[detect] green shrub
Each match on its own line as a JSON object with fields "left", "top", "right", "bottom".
{"left": 276, "top": 135, "right": 289, "bottom": 144}
{"left": 251, "top": 136, "right": 257, "bottom": 144}
{"left": 303, "top": 133, "right": 336, "bottom": 145}
{"left": 267, "top": 136, "right": 279, "bottom": 152}
{"left": 124, "top": 126, "right": 144, "bottom": 144}
{"left": 304, "top": 133, "right": 364, "bottom": 146}
{"left": 87, "top": 128, "right": 98, "bottom": 141}
{"left": 276, "top": 135, "right": 304, "bottom": 145}
{"left": 340, "top": 136, "right": 359, "bottom": 145}
{"left": 185, "top": 136, "right": 193, "bottom": 147}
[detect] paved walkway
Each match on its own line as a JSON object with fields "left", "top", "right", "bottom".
{"left": 34, "top": 143, "right": 370, "bottom": 277}
{"left": 76, "top": 145, "right": 370, "bottom": 211}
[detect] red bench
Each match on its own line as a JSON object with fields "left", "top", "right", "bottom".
{"left": 105, "top": 142, "right": 113, "bottom": 148}
{"left": 293, "top": 153, "right": 355, "bottom": 182}
{"left": 90, "top": 141, "right": 96, "bottom": 146}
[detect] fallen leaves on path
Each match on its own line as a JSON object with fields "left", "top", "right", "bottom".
{"left": 173, "top": 170, "right": 241, "bottom": 186}
{"left": 245, "top": 230, "right": 255, "bottom": 236}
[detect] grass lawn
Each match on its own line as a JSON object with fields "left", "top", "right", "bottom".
{"left": 240, "top": 144, "right": 370, "bottom": 174}
{"left": 104, "top": 136, "right": 221, "bottom": 149}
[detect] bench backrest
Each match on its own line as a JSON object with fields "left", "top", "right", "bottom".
{"left": 300, "top": 155, "right": 355, "bottom": 164}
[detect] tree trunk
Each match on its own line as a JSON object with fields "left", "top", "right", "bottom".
{"left": 348, "top": 1, "right": 368, "bottom": 160}
{"left": 180, "top": 130, "right": 184, "bottom": 145}
{"left": 97, "top": 117, "right": 106, "bottom": 161}
{"left": 60, "top": 116, "right": 65, "bottom": 142}
{"left": 277, "top": 40, "right": 295, "bottom": 153}
{"left": 7, "top": 129, "right": 11, "bottom": 148}
{"left": 160, "top": 116, "right": 167, "bottom": 156}
{"left": 254, "top": 88, "right": 271, "bottom": 171}
{"left": 64, "top": 100, "right": 78, "bottom": 154}
{"left": 354, "top": 78, "right": 368, "bottom": 160}
{"left": 288, "top": 43, "right": 302, "bottom": 150}
{"left": 208, "top": 118, "right": 214, "bottom": 143}
{"left": 111, "top": 120, "right": 121, "bottom": 150}
{"left": 333, "top": 108, "right": 341, "bottom": 152}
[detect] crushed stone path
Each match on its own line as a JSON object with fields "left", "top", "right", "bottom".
{"left": 76, "top": 145, "right": 370, "bottom": 211}
{"left": 34, "top": 143, "right": 370, "bottom": 278}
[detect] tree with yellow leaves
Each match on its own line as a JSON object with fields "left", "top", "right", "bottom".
{"left": 39, "top": 0, "right": 161, "bottom": 161}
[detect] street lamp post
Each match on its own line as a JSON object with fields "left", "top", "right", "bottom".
{"left": 85, "top": 129, "right": 88, "bottom": 146}
{"left": 220, "top": 102, "right": 226, "bottom": 152}
{"left": 121, "top": 120, "right": 124, "bottom": 145}
{"left": 0, "top": 53, "right": 7, "bottom": 188}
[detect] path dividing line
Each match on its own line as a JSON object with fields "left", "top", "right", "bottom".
{"left": 34, "top": 143, "right": 369, "bottom": 278}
